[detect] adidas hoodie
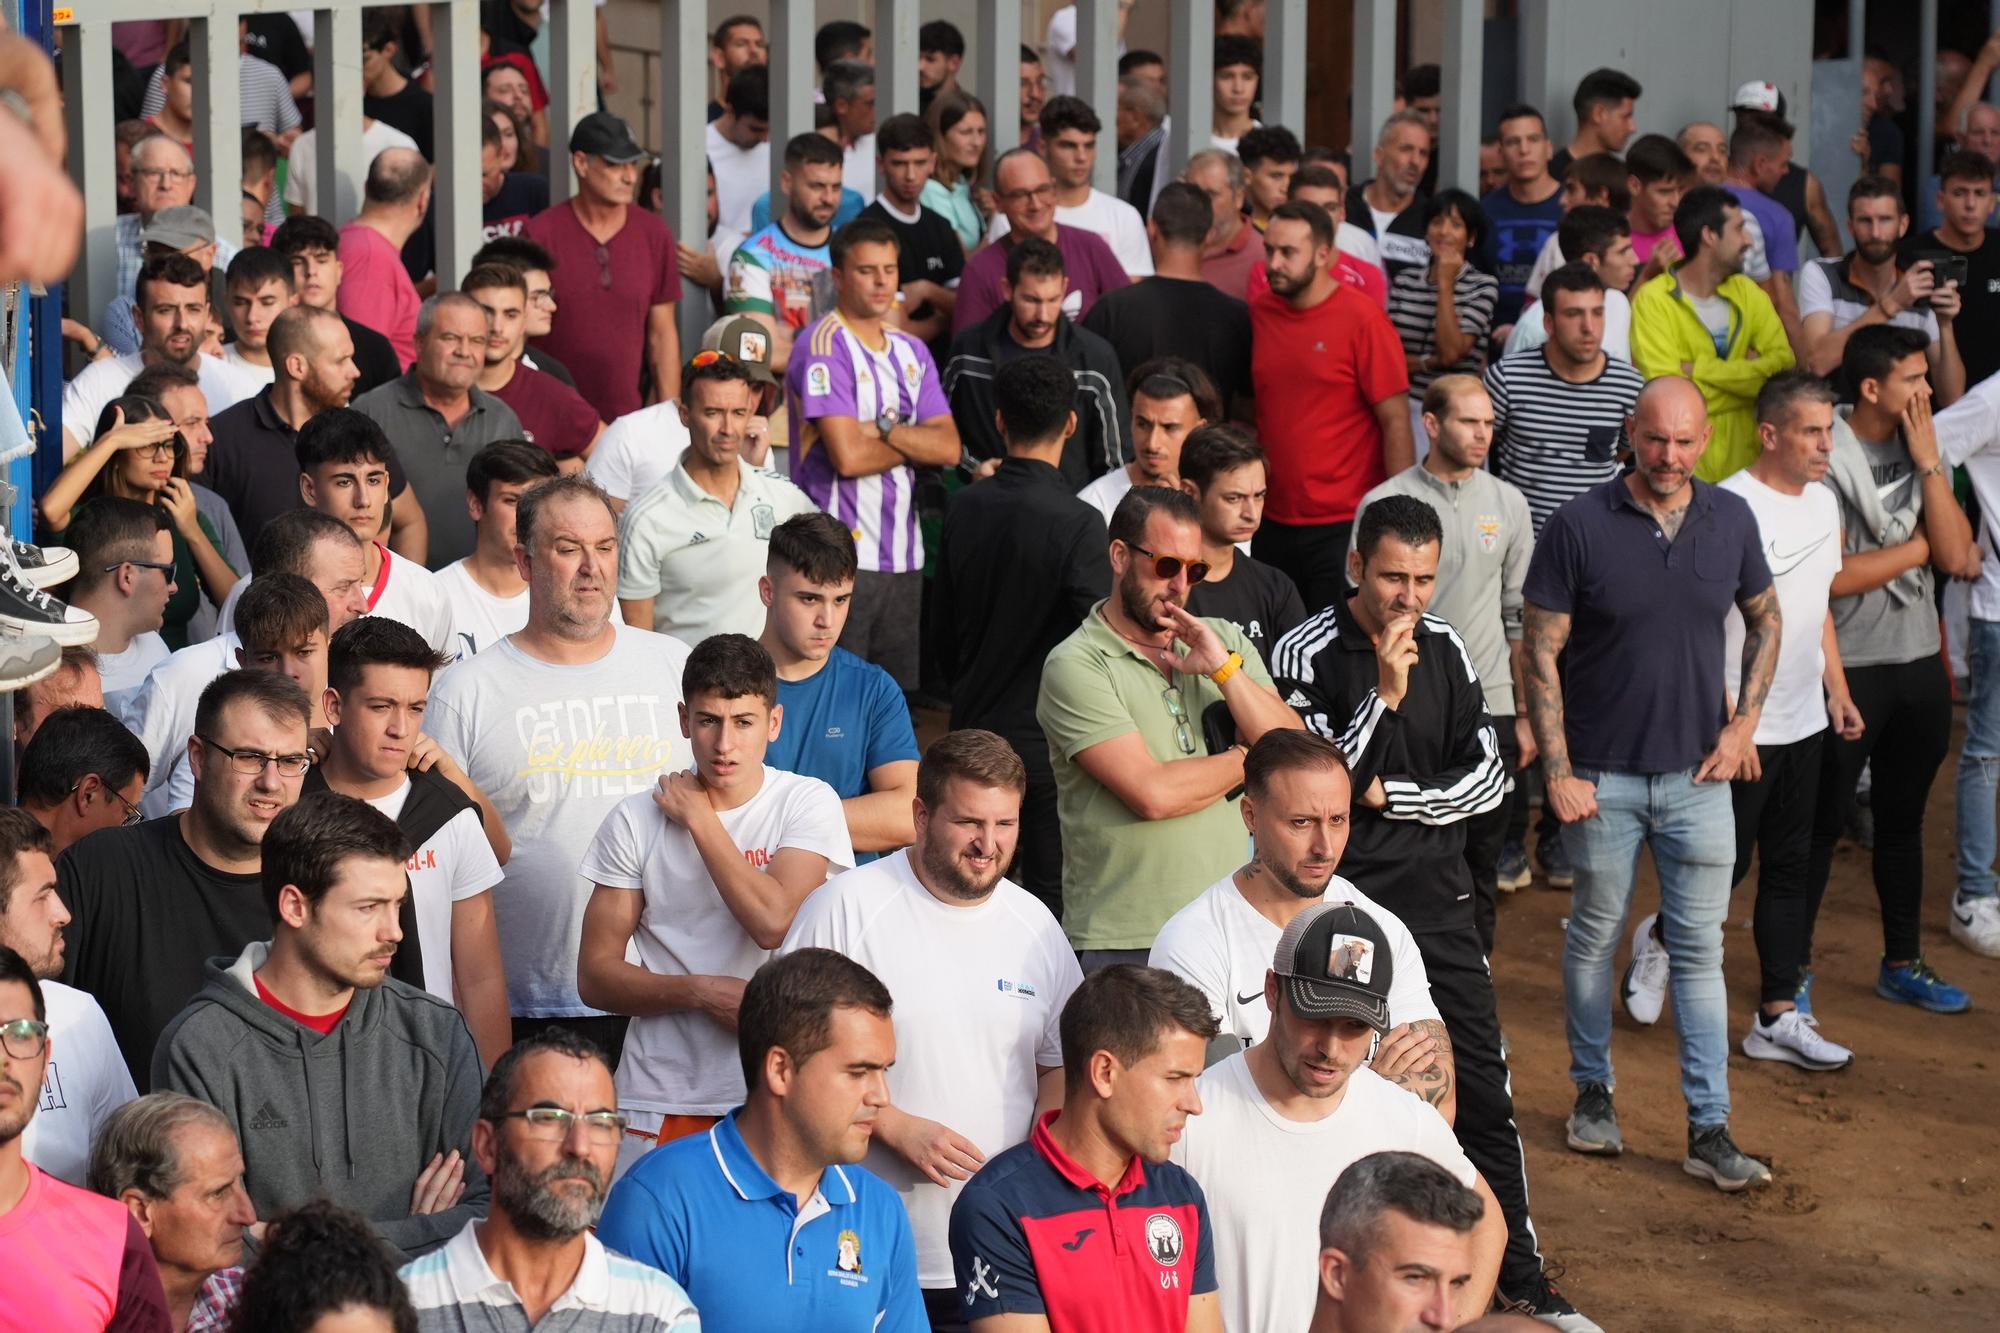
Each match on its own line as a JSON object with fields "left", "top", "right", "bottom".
{"left": 152, "top": 941, "right": 488, "bottom": 1258}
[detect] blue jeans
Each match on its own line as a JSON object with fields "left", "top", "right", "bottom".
{"left": 1562, "top": 769, "right": 1735, "bottom": 1127}
{"left": 1956, "top": 617, "right": 2000, "bottom": 900}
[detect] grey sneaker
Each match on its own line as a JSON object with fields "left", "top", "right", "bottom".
{"left": 1683, "top": 1123, "right": 1772, "bottom": 1192}
{"left": 0, "top": 629, "right": 61, "bottom": 691}
{"left": 1565, "top": 1082, "right": 1622, "bottom": 1156}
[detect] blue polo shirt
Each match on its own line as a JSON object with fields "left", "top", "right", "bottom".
{"left": 1522, "top": 475, "right": 1771, "bottom": 775}
{"left": 766, "top": 648, "right": 919, "bottom": 866}
{"left": 597, "top": 1109, "right": 926, "bottom": 1333}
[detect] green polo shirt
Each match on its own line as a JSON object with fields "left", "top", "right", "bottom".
{"left": 1036, "top": 603, "right": 1271, "bottom": 950}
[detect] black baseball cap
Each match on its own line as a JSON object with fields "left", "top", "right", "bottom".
{"left": 1272, "top": 902, "right": 1395, "bottom": 1032}
{"left": 569, "top": 111, "right": 647, "bottom": 164}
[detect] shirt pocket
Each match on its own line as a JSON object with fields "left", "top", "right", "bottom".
{"left": 1583, "top": 425, "right": 1618, "bottom": 465}
{"left": 1692, "top": 526, "right": 1737, "bottom": 582}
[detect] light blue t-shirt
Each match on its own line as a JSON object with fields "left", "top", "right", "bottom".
{"left": 767, "top": 647, "right": 919, "bottom": 865}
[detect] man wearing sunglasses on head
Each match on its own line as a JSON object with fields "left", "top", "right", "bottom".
{"left": 1037, "top": 485, "right": 1302, "bottom": 974}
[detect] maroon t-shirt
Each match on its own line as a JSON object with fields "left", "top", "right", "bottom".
{"left": 487, "top": 361, "right": 602, "bottom": 457}
{"left": 951, "top": 224, "right": 1131, "bottom": 335}
{"left": 523, "top": 201, "right": 683, "bottom": 422}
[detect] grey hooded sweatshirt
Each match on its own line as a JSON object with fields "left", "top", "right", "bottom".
{"left": 152, "top": 941, "right": 488, "bottom": 1257}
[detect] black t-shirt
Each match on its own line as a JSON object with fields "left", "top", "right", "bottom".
{"left": 860, "top": 199, "right": 966, "bottom": 360}
{"left": 345, "top": 315, "right": 404, "bottom": 395}
{"left": 484, "top": 172, "right": 551, "bottom": 241}
{"left": 1901, "top": 228, "right": 2000, "bottom": 388}
{"left": 1187, "top": 551, "right": 1307, "bottom": 669}
{"left": 243, "top": 13, "right": 312, "bottom": 81}
{"left": 365, "top": 83, "right": 435, "bottom": 161}
{"left": 205, "top": 388, "right": 409, "bottom": 547}
{"left": 1079, "top": 275, "right": 1253, "bottom": 409}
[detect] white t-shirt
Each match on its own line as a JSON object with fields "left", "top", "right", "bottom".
{"left": 1798, "top": 259, "right": 1940, "bottom": 342}
{"left": 21, "top": 981, "right": 137, "bottom": 1186}
{"left": 782, "top": 853, "right": 1082, "bottom": 1287}
{"left": 284, "top": 119, "right": 420, "bottom": 215}
{"left": 422, "top": 623, "right": 693, "bottom": 1018}
{"left": 989, "top": 188, "right": 1154, "bottom": 278}
{"left": 367, "top": 545, "right": 456, "bottom": 657}
{"left": 364, "top": 777, "right": 504, "bottom": 1004}
{"left": 434, "top": 560, "right": 529, "bottom": 659}
{"left": 1171, "top": 1055, "right": 1474, "bottom": 1333}
{"left": 586, "top": 400, "right": 693, "bottom": 506}
{"left": 219, "top": 345, "right": 276, "bottom": 387}
{"left": 705, "top": 121, "right": 770, "bottom": 241}
{"left": 579, "top": 765, "right": 852, "bottom": 1115}
{"left": 1076, "top": 466, "right": 1131, "bottom": 527}
{"left": 1148, "top": 874, "right": 1439, "bottom": 1049}
{"left": 1337, "top": 221, "right": 1383, "bottom": 269}
{"left": 845, "top": 134, "right": 877, "bottom": 207}
{"left": 1722, "top": 471, "right": 1843, "bottom": 745}
{"left": 63, "top": 352, "right": 265, "bottom": 452}
{"left": 130, "top": 634, "right": 238, "bottom": 817}
{"left": 1041, "top": 5, "right": 1124, "bottom": 98}
{"left": 1502, "top": 287, "right": 1634, "bottom": 363}
{"left": 98, "top": 631, "right": 169, "bottom": 728}
{"left": 1523, "top": 230, "right": 1565, "bottom": 306}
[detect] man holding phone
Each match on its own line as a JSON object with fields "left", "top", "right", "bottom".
{"left": 1903, "top": 149, "right": 2000, "bottom": 391}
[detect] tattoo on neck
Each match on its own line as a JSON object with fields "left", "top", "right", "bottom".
{"left": 1657, "top": 504, "right": 1688, "bottom": 540}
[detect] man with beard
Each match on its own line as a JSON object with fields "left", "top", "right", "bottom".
{"left": 153, "top": 791, "right": 487, "bottom": 1259}
{"left": 599, "top": 948, "right": 924, "bottom": 1332}
{"left": 1523, "top": 376, "right": 1780, "bottom": 1191}
{"left": 1173, "top": 902, "right": 1503, "bottom": 1333}
{"left": 0, "top": 945, "right": 174, "bottom": 1331}
{"left": 401, "top": 1031, "right": 701, "bottom": 1329}
{"left": 782, "top": 730, "right": 1082, "bottom": 1327}
{"left": 726, "top": 132, "right": 845, "bottom": 374}
{"left": 1037, "top": 485, "right": 1299, "bottom": 971}
{"left": 1077, "top": 358, "right": 1220, "bottom": 528}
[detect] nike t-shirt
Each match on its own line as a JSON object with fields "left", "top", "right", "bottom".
{"left": 1720, "top": 471, "right": 1842, "bottom": 745}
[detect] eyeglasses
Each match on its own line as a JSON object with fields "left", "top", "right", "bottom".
{"left": 1162, "top": 687, "right": 1196, "bottom": 755}
{"left": 194, "top": 734, "right": 312, "bottom": 777}
{"left": 593, "top": 243, "right": 613, "bottom": 290}
{"left": 0, "top": 1018, "right": 48, "bottom": 1060}
{"left": 529, "top": 288, "right": 557, "bottom": 308}
{"left": 133, "top": 441, "right": 179, "bottom": 461}
{"left": 998, "top": 182, "right": 1057, "bottom": 204}
{"left": 70, "top": 780, "right": 145, "bottom": 826}
{"left": 103, "top": 559, "right": 178, "bottom": 580}
{"left": 491, "top": 1107, "right": 630, "bottom": 1144}
{"left": 1125, "top": 543, "right": 1211, "bottom": 585}
{"left": 133, "top": 167, "right": 195, "bottom": 184}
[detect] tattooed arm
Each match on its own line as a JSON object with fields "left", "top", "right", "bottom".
{"left": 1523, "top": 601, "right": 1597, "bottom": 823}
{"left": 1372, "top": 1018, "right": 1458, "bottom": 1125}
{"left": 1696, "top": 583, "right": 1782, "bottom": 784}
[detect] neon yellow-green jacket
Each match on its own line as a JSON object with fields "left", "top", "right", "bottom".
{"left": 1630, "top": 269, "right": 1795, "bottom": 482}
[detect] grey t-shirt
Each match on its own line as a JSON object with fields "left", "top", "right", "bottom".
{"left": 1829, "top": 431, "right": 1941, "bottom": 667}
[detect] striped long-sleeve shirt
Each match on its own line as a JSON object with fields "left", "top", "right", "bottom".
{"left": 1483, "top": 347, "right": 1646, "bottom": 537}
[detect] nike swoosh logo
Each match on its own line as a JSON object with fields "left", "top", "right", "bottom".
{"left": 1766, "top": 533, "right": 1833, "bottom": 578}
{"left": 1236, "top": 990, "right": 1262, "bottom": 1005}
{"left": 1062, "top": 1228, "right": 1094, "bottom": 1251}
{"left": 1956, "top": 908, "right": 1975, "bottom": 927}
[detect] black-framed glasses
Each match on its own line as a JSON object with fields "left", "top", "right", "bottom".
{"left": 0, "top": 1018, "right": 48, "bottom": 1060}
{"left": 103, "top": 560, "right": 177, "bottom": 580}
{"left": 1126, "top": 543, "right": 1211, "bottom": 585}
{"left": 491, "top": 1107, "right": 629, "bottom": 1144}
{"left": 70, "top": 779, "right": 144, "bottom": 826}
{"left": 1162, "top": 687, "right": 1196, "bottom": 755}
{"left": 194, "top": 734, "right": 311, "bottom": 778}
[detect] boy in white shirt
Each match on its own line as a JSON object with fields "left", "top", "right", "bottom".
{"left": 577, "top": 633, "right": 852, "bottom": 1170}
{"left": 434, "top": 441, "right": 559, "bottom": 658}
{"left": 219, "top": 247, "right": 297, "bottom": 386}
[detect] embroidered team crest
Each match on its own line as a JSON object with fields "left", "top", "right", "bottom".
{"left": 1476, "top": 515, "right": 1501, "bottom": 553}
{"left": 752, "top": 504, "right": 776, "bottom": 539}
{"left": 837, "top": 1229, "right": 863, "bottom": 1274}
{"left": 806, "top": 363, "right": 832, "bottom": 397}
{"left": 902, "top": 359, "right": 923, "bottom": 396}
{"left": 1146, "top": 1213, "right": 1184, "bottom": 1266}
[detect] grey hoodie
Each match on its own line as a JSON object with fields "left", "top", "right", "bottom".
{"left": 152, "top": 942, "right": 488, "bottom": 1257}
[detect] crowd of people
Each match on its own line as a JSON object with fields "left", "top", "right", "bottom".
{"left": 3, "top": 5, "right": 2000, "bottom": 1332}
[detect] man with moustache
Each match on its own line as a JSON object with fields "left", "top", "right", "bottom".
{"left": 1173, "top": 902, "right": 1505, "bottom": 1333}
{"left": 783, "top": 730, "right": 1083, "bottom": 1328}
{"left": 153, "top": 791, "right": 488, "bottom": 1259}
{"left": 401, "top": 1031, "right": 701, "bottom": 1329}
{"left": 1523, "top": 376, "right": 1780, "bottom": 1190}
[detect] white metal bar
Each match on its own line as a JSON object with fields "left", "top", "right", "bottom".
{"left": 1166, "top": 0, "right": 1214, "bottom": 177}
{"left": 1263, "top": 0, "right": 1308, "bottom": 134}
{"left": 547, "top": 0, "right": 597, "bottom": 203}
{"left": 62, "top": 23, "right": 118, "bottom": 342}
{"left": 1352, "top": 0, "right": 1398, "bottom": 162}
{"left": 191, "top": 14, "right": 242, "bottom": 234}
{"left": 313, "top": 4, "right": 364, "bottom": 225}
{"left": 431, "top": 0, "right": 482, "bottom": 289}
{"left": 659, "top": 0, "right": 710, "bottom": 355}
{"left": 769, "top": 0, "right": 818, "bottom": 204}
{"left": 1076, "top": 0, "right": 1118, "bottom": 194}
{"left": 875, "top": 0, "right": 921, "bottom": 125}
{"left": 978, "top": 0, "right": 1024, "bottom": 158}
{"left": 1440, "top": 0, "right": 1483, "bottom": 194}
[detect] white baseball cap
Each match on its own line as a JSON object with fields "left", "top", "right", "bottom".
{"left": 1731, "top": 81, "right": 1784, "bottom": 115}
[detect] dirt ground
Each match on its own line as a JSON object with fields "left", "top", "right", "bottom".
{"left": 1490, "top": 714, "right": 2000, "bottom": 1331}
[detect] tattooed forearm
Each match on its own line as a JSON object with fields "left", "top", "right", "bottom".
{"left": 1734, "top": 584, "right": 1783, "bottom": 718}
{"left": 1522, "top": 602, "right": 1574, "bottom": 780}
{"left": 1390, "top": 1018, "right": 1457, "bottom": 1123}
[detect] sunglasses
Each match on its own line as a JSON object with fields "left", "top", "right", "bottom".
{"left": 1126, "top": 543, "right": 1211, "bottom": 585}
{"left": 687, "top": 349, "right": 731, "bottom": 368}
{"left": 104, "top": 559, "right": 177, "bottom": 580}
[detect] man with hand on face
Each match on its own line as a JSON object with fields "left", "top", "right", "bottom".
{"left": 153, "top": 791, "right": 488, "bottom": 1259}
{"left": 617, "top": 350, "right": 815, "bottom": 647}
{"left": 1274, "top": 497, "right": 1584, "bottom": 1326}
{"left": 1078, "top": 358, "right": 1220, "bottom": 528}
{"left": 577, "top": 635, "right": 852, "bottom": 1165}
{"left": 784, "top": 730, "right": 1081, "bottom": 1329}
{"left": 1038, "top": 486, "right": 1300, "bottom": 971}
{"left": 946, "top": 237, "right": 1128, "bottom": 491}
{"left": 598, "top": 948, "right": 926, "bottom": 1333}
{"left": 1174, "top": 901, "right": 1505, "bottom": 1333}
{"left": 1181, "top": 424, "right": 1306, "bottom": 670}
{"left": 1523, "top": 376, "right": 1780, "bottom": 1192}
{"left": 401, "top": 1031, "right": 701, "bottom": 1330}
{"left": 1307, "top": 1152, "right": 1492, "bottom": 1333}
{"left": 948, "top": 964, "right": 1223, "bottom": 1333}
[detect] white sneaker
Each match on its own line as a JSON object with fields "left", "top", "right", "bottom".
{"left": 1741, "top": 1008, "right": 1853, "bottom": 1071}
{"left": 1620, "top": 913, "right": 1669, "bottom": 1025}
{"left": 1950, "top": 892, "right": 2000, "bottom": 959}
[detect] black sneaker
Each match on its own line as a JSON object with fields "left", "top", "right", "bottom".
{"left": 1501, "top": 1268, "right": 1603, "bottom": 1332}
{"left": 0, "top": 629, "right": 60, "bottom": 691}
{"left": 1537, "top": 832, "right": 1575, "bottom": 888}
{"left": 0, "top": 557, "right": 96, "bottom": 645}
{"left": 1683, "top": 1123, "right": 1773, "bottom": 1192}
{"left": 1565, "top": 1082, "right": 1622, "bottom": 1156}
{"left": 9, "top": 539, "right": 75, "bottom": 588}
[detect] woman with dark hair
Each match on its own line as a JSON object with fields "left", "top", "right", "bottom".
{"left": 485, "top": 96, "right": 538, "bottom": 176}
{"left": 232, "top": 1199, "right": 420, "bottom": 1333}
{"left": 923, "top": 87, "right": 993, "bottom": 253}
{"left": 37, "top": 393, "right": 239, "bottom": 648}
{"left": 1386, "top": 188, "right": 1501, "bottom": 436}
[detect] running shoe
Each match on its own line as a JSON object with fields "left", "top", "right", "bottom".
{"left": 1949, "top": 892, "right": 2000, "bottom": 960}
{"left": 1741, "top": 1009, "right": 1853, "bottom": 1071}
{"left": 1684, "top": 1123, "right": 1772, "bottom": 1192}
{"left": 1496, "top": 842, "right": 1531, "bottom": 892}
{"left": 1565, "top": 1083, "right": 1622, "bottom": 1156}
{"left": 1537, "top": 834, "right": 1574, "bottom": 888}
{"left": 9, "top": 539, "right": 75, "bottom": 588}
{"left": 1875, "top": 958, "right": 1971, "bottom": 1014}
{"left": 0, "top": 553, "right": 95, "bottom": 645}
{"left": 1620, "top": 913, "right": 1669, "bottom": 1026}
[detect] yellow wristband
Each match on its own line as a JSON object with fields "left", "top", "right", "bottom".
{"left": 1209, "top": 651, "right": 1244, "bottom": 687}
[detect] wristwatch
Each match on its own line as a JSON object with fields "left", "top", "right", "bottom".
{"left": 875, "top": 407, "right": 900, "bottom": 437}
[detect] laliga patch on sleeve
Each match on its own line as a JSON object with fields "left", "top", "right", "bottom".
{"left": 806, "top": 362, "right": 832, "bottom": 397}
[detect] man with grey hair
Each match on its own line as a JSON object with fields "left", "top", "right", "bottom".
{"left": 353, "top": 292, "right": 524, "bottom": 568}
{"left": 338, "top": 146, "right": 432, "bottom": 367}
{"left": 90, "top": 1092, "right": 256, "bottom": 1332}
{"left": 1185, "top": 147, "right": 1264, "bottom": 301}
{"left": 1349, "top": 109, "right": 1435, "bottom": 280}
{"left": 1117, "top": 75, "right": 1169, "bottom": 213}
{"left": 108, "top": 135, "right": 239, "bottom": 352}
{"left": 1308, "top": 1151, "right": 1488, "bottom": 1333}
{"left": 825, "top": 60, "right": 879, "bottom": 206}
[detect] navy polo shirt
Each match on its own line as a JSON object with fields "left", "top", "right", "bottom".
{"left": 1522, "top": 476, "right": 1771, "bottom": 774}
{"left": 596, "top": 1109, "right": 926, "bottom": 1333}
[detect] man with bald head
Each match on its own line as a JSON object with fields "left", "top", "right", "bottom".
{"left": 1678, "top": 122, "right": 1728, "bottom": 186}
{"left": 952, "top": 146, "right": 1130, "bottom": 333}
{"left": 1918, "top": 103, "right": 2000, "bottom": 231}
{"left": 338, "top": 146, "right": 431, "bottom": 367}
{"left": 1522, "top": 375, "right": 1780, "bottom": 1193}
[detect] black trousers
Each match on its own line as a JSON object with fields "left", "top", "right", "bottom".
{"left": 1462, "top": 715, "right": 1521, "bottom": 955}
{"left": 1806, "top": 657, "right": 1953, "bottom": 963}
{"left": 847, "top": 569, "right": 923, "bottom": 691}
{"left": 924, "top": 1285, "right": 969, "bottom": 1333}
{"left": 1253, "top": 517, "right": 1352, "bottom": 613}
{"left": 1007, "top": 752, "right": 1064, "bottom": 922}
{"left": 1730, "top": 732, "right": 1824, "bottom": 1006}
{"left": 1414, "top": 924, "right": 1543, "bottom": 1298}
